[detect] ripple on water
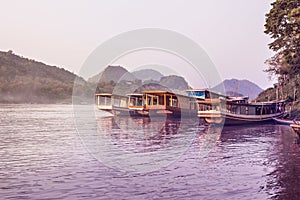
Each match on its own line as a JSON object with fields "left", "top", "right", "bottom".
{"left": 0, "top": 105, "right": 300, "bottom": 199}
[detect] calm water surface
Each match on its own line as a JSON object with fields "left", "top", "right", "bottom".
{"left": 1, "top": 104, "right": 300, "bottom": 199}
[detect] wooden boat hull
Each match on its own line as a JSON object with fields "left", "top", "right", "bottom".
{"left": 273, "top": 117, "right": 298, "bottom": 125}
{"left": 148, "top": 108, "right": 196, "bottom": 118}
{"left": 290, "top": 124, "right": 300, "bottom": 136}
{"left": 112, "top": 106, "right": 149, "bottom": 117}
{"left": 203, "top": 112, "right": 284, "bottom": 126}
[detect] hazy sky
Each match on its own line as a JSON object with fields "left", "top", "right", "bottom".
{"left": 0, "top": 0, "right": 275, "bottom": 89}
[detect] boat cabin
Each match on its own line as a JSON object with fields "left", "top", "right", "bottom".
{"left": 143, "top": 90, "right": 197, "bottom": 116}
{"left": 227, "top": 96, "right": 249, "bottom": 104}
{"left": 112, "top": 94, "right": 128, "bottom": 109}
{"left": 187, "top": 89, "right": 226, "bottom": 118}
{"left": 186, "top": 89, "right": 227, "bottom": 100}
{"left": 95, "top": 93, "right": 128, "bottom": 114}
{"left": 143, "top": 90, "right": 179, "bottom": 110}
{"left": 128, "top": 93, "right": 144, "bottom": 110}
{"left": 95, "top": 93, "right": 113, "bottom": 111}
{"left": 224, "top": 100, "right": 285, "bottom": 115}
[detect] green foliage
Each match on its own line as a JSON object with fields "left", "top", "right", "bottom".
{"left": 262, "top": 0, "right": 300, "bottom": 117}
{"left": 264, "top": 0, "right": 300, "bottom": 77}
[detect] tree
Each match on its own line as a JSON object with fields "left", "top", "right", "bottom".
{"left": 264, "top": 0, "right": 300, "bottom": 77}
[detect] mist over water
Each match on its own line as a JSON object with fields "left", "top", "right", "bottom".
{"left": 1, "top": 104, "right": 300, "bottom": 199}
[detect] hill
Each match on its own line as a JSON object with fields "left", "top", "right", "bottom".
{"left": 213, "top": 79, "right": 263, "bottom": 101}
{"left": 88, "top": 65, "right": 136, "bottom": 83}
{"left": 0, "top": 50, "right": 89, "bottom": 103}
{"left": 91, "top": 66, "right": 190, "bottom": 94}
{"left": 132, "top": 69, "right": 163, "bottom": 81}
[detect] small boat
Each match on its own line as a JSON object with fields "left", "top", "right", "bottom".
{"left": 290, "top": 123, "right": 300, "bottom": 137}
{"left": 273, "top": 117, "right": 299, "bottom": 125}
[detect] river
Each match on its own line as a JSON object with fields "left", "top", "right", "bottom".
{"left": 1, "top": 104, "right": 300, "bottom": 199}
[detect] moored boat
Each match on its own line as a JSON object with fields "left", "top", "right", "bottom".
{"left": 95, "top": 93, "right": 113, "bottom": 113}
{"left": 143, "top": 90, "right": 197, "bottom": 117}
{"left": 187, "top": 89, "right": 227, "bottom": 124}
{"left": 191, "top": 89, "right": 286, "bottom": 125}
{"left": 221, "top": 98, "right": 285, "bottom": 125}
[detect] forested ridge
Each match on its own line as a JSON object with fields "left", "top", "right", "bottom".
{"left": 0, "top": 50, "right": 88, "bottom": 103}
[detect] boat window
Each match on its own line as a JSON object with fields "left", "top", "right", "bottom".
{"left": 147, "top": 95, "right": 152, "bottom": 105}
{"left": 120, "top": 98, "right": 127, "bottom": 108}
{"left": 205, "top": 92, "right": 210, "bottom": 99}
{"left": 114, "top": 97, "right": 120, "bottom": 107}
{"left": 137, "top": 96, "right": 143, "bottom": 106}
{"left": 130, "top": 96, "right": 143, "bottom": 106}
{"left": 99, "top": 96, "right": 106, "bottom": 105}
{"left": 153, "top": 96, "right": 158, "bottom": 105}
{"left": 166, "top": 96, "right": 171, "bottom": 106}
{"left": 188, "top": 91, "right": 205, "bottom": 99}
{"left": 159, "top": 96, "right": 164, "bottom": 105}
{"left": 172, "top": 96, "right": 178, "bottom": 107}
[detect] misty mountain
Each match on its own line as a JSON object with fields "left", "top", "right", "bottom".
{"left": 91, "top": 66, "right": 190, "bottom": 93}
{"left": 0, "top": 50, "right": 90, "bottom": 103}
{"left": 212, "top": 79, "right": 263, "bottom": 100}
{"left": 159, "top": 75, "right": 190, "bottom": 91}
{"left": 88, "top": 65, "right": 136, "bottom": 83}
{"left": 132, "top": 69, "right": 163, "bottom": 81}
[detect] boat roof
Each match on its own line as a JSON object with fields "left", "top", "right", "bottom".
{"left": 127, "top": 93, "right": 143, "bottom": 96}
{"left": 186, "top": 89, "right": 207, "bottom": 92}
{"left": 250, "top": 100, "right": 285, "bottom": 105}
{"left": 228, "top": 96, "right": 249, "bottom": 101}
{"left": 95, "top": 93, "right": 112, "bottom": 96}
{"left": 186, "top": 89, "right": 228, "bottom": 98}
{"left": 143, "top": 90, "right": 174, "bottom": 94}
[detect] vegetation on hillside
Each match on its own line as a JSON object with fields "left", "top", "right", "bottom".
{"left": 0, "top": 50, "right": 90, "bottom": 103}
{"left": 257, "top": 0, "right": 300, "bottom": 117}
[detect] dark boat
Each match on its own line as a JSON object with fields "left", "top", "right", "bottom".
{"left": 192, "top": 90, "right": 286, "bottom": 125}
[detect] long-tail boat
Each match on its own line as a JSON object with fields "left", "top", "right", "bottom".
{"left": 187, "top": 89, "right": 286, "bottom": 125}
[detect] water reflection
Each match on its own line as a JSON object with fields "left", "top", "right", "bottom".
{"left": 93, "top": 115, "right": 202, "bottom": 173}
{"left": 264, "top": 125, "right": 300, "bottom": 200}
{"left": 97, "top": 116, "right": 194, "bottom": 153}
